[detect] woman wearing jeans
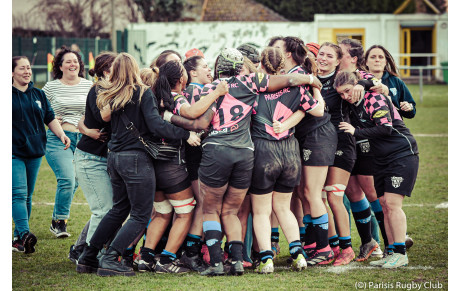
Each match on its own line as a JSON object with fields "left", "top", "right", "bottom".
{"left": 76, "top": 53, "right": 201, "bottom": 277}
{"left": 12, "top": 56, "right": 70, "bottom": 253}
{"left": 43, "top": 46, "right": 93, "bottom": 238}
{"left": 71, "top": 52, "right": 117, "bottom": 259}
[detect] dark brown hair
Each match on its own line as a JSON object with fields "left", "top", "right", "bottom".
{"left": 88, "top": 51, "right": 117, "bottom": 80}
{"left": 260, "top": 47, "right": 285, "bottom": 75}
{"left": 183, "top": 55, "right": 204, "bottom": 85}
{"left": 150, "top": 50, "right": 182, "bottom": 69}
{"left": 12, "top": 56, "right": 29, "bottom": 72}
{"left": 340, "top": 38, "right": 365, "bottom": 71}
{"left": 52, "top": 46, "right": 85, "bottom": 79}
{"left": 282, "top": 36, "right": 317, "bottom": 74}
{"left": 364, "top": 44, "right": 399, "bottom": 77}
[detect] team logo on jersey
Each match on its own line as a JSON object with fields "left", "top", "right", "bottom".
{"left": 303, "top": 149, "right": 312, "bottom": 161}
{"left": 373, "top": 110, "right": 388, "bottom": 119}
{"left": 257, "top": 73, "right": 265, "bottom": 84}
{"left": 335, "top": 150, "right": 343, "bottom": 156}
{"left": 391, "top": 176, "right": 404, "bottom": 188}
{"left": 35, "top": 100, "right": 42, "bottom": 109}
{"left": 390, "top": 88, "right": 397, "bottom": 96}
{"left": 359, "top": 142, "right": 370, "bottom": 153}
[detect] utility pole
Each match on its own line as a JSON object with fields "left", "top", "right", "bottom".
{"left": 111, "top": 0, "right": 117, "bottom": 52}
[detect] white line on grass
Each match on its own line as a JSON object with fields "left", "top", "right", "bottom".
{"left": 435, "top": 202, "right": 448, "bottom": 208}
{"left": 273, "top": 263, "right": 433, "bottom": 273}
{"left": 412, "top": 133, "right": 448, "bottom": 137}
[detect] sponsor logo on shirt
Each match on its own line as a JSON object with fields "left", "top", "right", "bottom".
{"left": 257, "top": 73, "right": 265, "bottom": 84}
{"left": 373, "top": 110, "right": 389, "bottom": 119}
{"left": 391, "top": 176, "right": 404, "bottom": 188}
{"left": 35, "top": 100, "right": 42, "bottom": 109}
{"left": 390, "top": 87, "right": 397, "bottom": 96}
{"left": 264, "top": 88, "right": 290, "bottom": 101}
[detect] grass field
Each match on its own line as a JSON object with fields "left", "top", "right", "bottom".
{"left": 12, "top": 84, "right": 448, "bottom": 290}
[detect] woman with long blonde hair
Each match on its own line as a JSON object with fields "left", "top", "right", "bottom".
{"left": 76, "top": 53, "right": 200, "bottom": 277}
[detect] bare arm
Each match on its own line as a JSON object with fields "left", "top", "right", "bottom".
{"left": 170, "top": 108, "right": 214, "bottom": 131}
{"left": 268, "top": 73, "right": 322, "bottom": 92}
{"left": 273, "top": 110, "right": 306, "bottom": 134}
{"left": 308, "top": 87, "right": 325, "bottom": 117}
{"left": 179, "top": 81, "right": 228, "bottom": 119}
{"left": 77, "top": 115, "right": 108, "bottom": 142}
{"left": 47, "top": 119, "right": 71, "bottom": 150}
{"left": 100, "top": 104, "right": 111, "bottom": 122}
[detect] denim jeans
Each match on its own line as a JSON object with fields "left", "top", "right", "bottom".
{"left": 74, "top": 148, "right": 113, "bottom": 243}
{"left": 12, "top": 155, "right": 42, "bottom": 238}
{"left": 45, "top": 129, "right": 81, "bottom": 220}
{"left": 89, "top": 149, "right": 156, "bottom": 254}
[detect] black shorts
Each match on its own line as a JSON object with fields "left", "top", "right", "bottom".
{"left": 351, "top": 154, "right": 375, "bottom": 176}
{"left": 198, "top": 144, "right": 254, "bottom": 189}
{"left": 298, "top": 121, "right": 337, "bottom": 167}
{"left": 332, "top": 132, "right": 356, "bottom": 173}
{"left": 374, "top": 155, "right": 419, "bottom": 198}
{"left": 184, "top": 143, "right": 202, "bottom": 181}
{"left": 249, "top": 136, "right": 301, "bottom": 194}
{"left": 154, "top": 151, "right": 190, "bottom": 194}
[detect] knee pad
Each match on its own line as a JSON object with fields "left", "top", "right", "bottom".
{"left": 154, "top": 200, "right": 173, "bottom": 214}
{"left": 324, "top": 184, "right": 346, "bottom": 197}
{"left": 321, "top": 187, "right": 327, "bottom": 199}
{"left": 170, "top": 197, "right": 196, "bottom": 214}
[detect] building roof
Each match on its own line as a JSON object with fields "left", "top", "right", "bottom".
{"left": 201, "top": 0, "right": 288, "bottom": 21}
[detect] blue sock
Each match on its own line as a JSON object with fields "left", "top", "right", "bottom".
{"left": 393, "top": 242, "right": 406, "bottom": 255}
{"left": 271, "top": 228, "right": 279, "bottom": 243}
{"left": 289, "top": 240, "right": 306, "bottom": 259}
{"left": 259, "top": 249, "right": 274, "bottom": 263}
{"left": 351, "top": 198, "right": 372, "bottom": 245}
{"left": 312, "top": 213, "right": 329, "bottom": 249}
{"left": 339, "top": 236, "right": 352, "bottom": 249}
{"left": 303, "top": 214, "right": 315, "bottom": 245}
{"left": 203, "top": 221, "right": 223, "bottom": 265}
{"left": 159, "top": 249, "right": 176, "bottom": 264}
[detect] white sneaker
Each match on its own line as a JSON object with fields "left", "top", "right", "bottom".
{"left": 371, "top": 246, "right": 383, "bottom": 258}
{"left": 291, "top": 254, "right": 307, "bottom": 271}
{"left": 382, "top": 253, "right": 408, "bottom": 269}
{"left": 257, "top": 258, "right": 274, "bottom": 274}
{"left": 370, "top": 254, "right": 393, "bottom": 267}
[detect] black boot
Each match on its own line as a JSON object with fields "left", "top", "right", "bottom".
{"left": 97, "top": 247, "right": 135, "bottom": 277}
{"left": 76, "top": 245, "right": 99, "bottom": 273}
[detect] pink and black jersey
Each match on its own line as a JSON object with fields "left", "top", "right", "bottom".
{"left": 349, "top": 91, "right": 418, "bottom": 165}
{"left": 201, "top": 73, "right": 270, "bottom": 149}
{"left": 252, "top": 86, "right": 318, "bottom": 141}
{"left": 182, "top": 83, "right": 203, "bottom": 105}
{"left": 290, "top": 66, "right": 331, "bottom": 143}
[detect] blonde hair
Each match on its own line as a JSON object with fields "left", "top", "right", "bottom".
{"left": 260, "top": 47, "right": 285, "bottom": 75}
{"left": 96, "top": 53, "right": 149, "bottom": 111}
{"left": 140, "top": 67, "right": 160, "bottom": 89}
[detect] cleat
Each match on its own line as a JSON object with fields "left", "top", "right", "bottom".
{"left": 306, "top": 247, "right": 334, "bottom": 266}
{"left": 137, "top": 258, "right": 155, "bottom": 273}
{"left": 242, "top": 261, "right": 252, "bottom": 268}
{"left": 370, "top": 253, "right": 393, "bottom": 267}
{"left": 291, "top": 254, "right": 307, "bottom": 271}
{"left": 331, "top": 245, "right": 340, "bottom": 261}
{"left": 49, "top": 220, "right": 70, "bottom": 238}
{"left": 405, "top": 235, "right": 414, "bottom": 250}
{"left": 229, "top": 260, "right": 244, "bottom": 276}
{"left": 154, "top": 259, "right": 190, "bottom": 274}
{"left": 332, "top": 247, "right": 355, "bottom": 266}
{"left": 179, "top": 253, "right": 208, "bottom": 272}
{"left": 371, "top": 246, "right": 384, "bottom": 258}
{"left": 382, "top": 253, "right": 408, "bottom": 269}
{"left": 256, "top": 258, "right": 274, "bottom": 274}
{"left": 200, "top": 262, "right": 225, "bottom": 276}
{"left": 355, "top": 239, "right": 378, "bottom": 262}
{"left": 303, "top": 242, "right": 316, "bottom": 258}
{"left": 12, "top": 237, "right": 25, "bottom": 253}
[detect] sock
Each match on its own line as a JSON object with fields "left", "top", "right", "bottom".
{"left": 328, "top": 235, "right": 339, "bottom": 249}
{"left": 224, "top": 241, "right": 230, "bottom": 254}
{"left": 289, "top": 240, "right": 306, "bottom": 259}
{"left": 371, "top": 200, "right": 388, "bottom": 247}
{"left": 122, "top": 246, "right": 135, "bottom": 259}
{"left": 303, "top": 214, "right": 316, "bottom": 245}
{"left": 228, "top": 241, "right": 244, "bottom": 262}
{"left": 299, "top": 227, "right": 306, "bottom": 243}
{"left": 140, "top": 247, "right": 156, "bottom": 263}
{"left": 351, "top": 198, "right": 372, "bottom": 245}
{"left": 159, "top": 249, "right": 176, "bottom": 264}
{"left": 339, "top": 236, "right": 352, "bottom": 249}
{"left": 251, "top": 248, "right": 260, "bottom": 262}
{"left": 393, "top": 242, "right": 406, "bottom": 255}
{"left": 259, "top": 250, "right": 274, "bottom": 263}
{"left": 184, "top": 234, "right": 201, "bottom": 257}
{"left": 387, "top": 244, "right": 395, "bottom": 254}
{"left": 203, "top": 221, "right": 223, "bottom": 265}
{"left": 271, "top": 228, "right": 279, "bottom": 243}
{"left": 312, "top": 213, "right": 329, "bottom": 250}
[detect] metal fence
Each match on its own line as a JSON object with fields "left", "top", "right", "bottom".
{"left": 13, "top": 36, "right": 112, "bottom": 84}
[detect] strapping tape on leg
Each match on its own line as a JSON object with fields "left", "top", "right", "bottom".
{"left": 321, "top": 187, "right": 327, "bottom": 199}
{"left": 154, "top": 200, "right": 173, "bottom": 214}
{"left": 324, "top": 184, "right": 346, "bottom": 197}
{"left": 170, "top": 197, "right": 196, "bottom": 214}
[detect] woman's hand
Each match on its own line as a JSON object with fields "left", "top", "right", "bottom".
{"left": 370, "top": 82, "right": 389, "bottom": 96}
{"left": 339, "top": 122, "right": 355, "bottom": 135}
{"left": 187, "top": 131, "right": 201, "bottom": 146}
{"left": 216, "top": 80, "right": 229, "bottom": 96}
{"left": 310, "top": 75, "right": 322, "bottom": 90}
{"left": 400, "top": 101, "right": 414, "bottom": 111}
{"left": 273, "top": 120, "right": 287, "bottom": 134}
{"left": 351, "top": 84, "right": 364, "bottom": 103}
{"left": 86, "top": 128, "right": 108, "bottom": 142}
{"left": 60, "top": 134, "right": 71, "bottom": 150}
